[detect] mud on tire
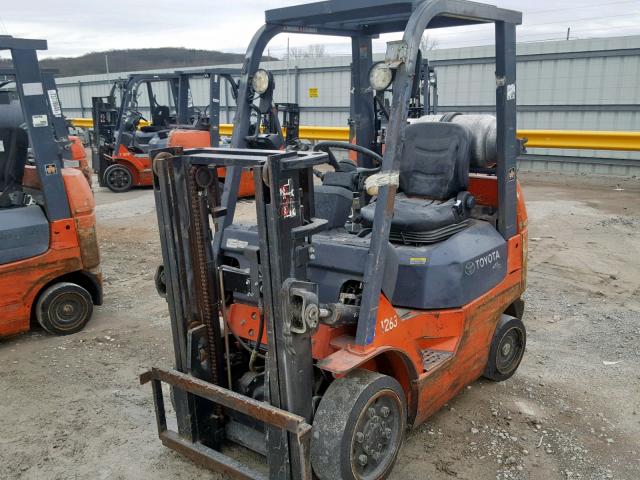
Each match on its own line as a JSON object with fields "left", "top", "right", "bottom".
{"left": 310, "top": 369, "right": 407, "bottom": 480}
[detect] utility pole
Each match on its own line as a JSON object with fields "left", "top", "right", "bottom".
{"left": 566, "top": 27, "right": 571, "bottom": 41}
{"left": 105, "top": 54, "right": 110, "bottom": 76}
{"left": 286, "top": 37, "right": 290, "bottom": 102}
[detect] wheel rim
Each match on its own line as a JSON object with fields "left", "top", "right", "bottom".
{"left": 496, "top": 326, "right": 524, "bottom": 375}
{"left": 350, "top": 389, "right": 403, "bottom": 480}
{"left": 106, "top": 166, "right": 132, "bottom": 190}
{"left": 47, "top": 292, "right": 88, "bottom": 331}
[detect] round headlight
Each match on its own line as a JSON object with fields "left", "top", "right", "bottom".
{"left": 369, "top": 62, "right": 394, "bottom": 91}
{"left": 251, "top": 69, "right": 272, "bottom": 95}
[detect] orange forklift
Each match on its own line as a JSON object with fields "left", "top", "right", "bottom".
{"left": 93, "top": 70, "right": 297, "bottom": 195}
{"left": 92, "top": 73, "right": 187, "bottom": 192}
{"left": 141, "top": 1, "right": 526, "bottom": 479}
{"left": 0, "top": 36, "right": 102, "bottom": 337}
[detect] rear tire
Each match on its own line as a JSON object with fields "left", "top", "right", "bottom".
{"left": 104, "top": 163, "right": 133, "bottom": 192}
{"left": 36, "top": 282, "right": 94, "bottom": 335}
{"left": 311, "top": 369, "right": 406, "bottom": 480}
{"left": 483, "top": 314, "right": 526, "bottom": 382}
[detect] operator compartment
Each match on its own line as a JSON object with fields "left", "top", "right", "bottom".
{"left": 358, "top": 119, "right": 507, "bottom": 310}
{"left": 222, "top": 118, "right": 507, "bottom": 311}
{"left": 0, "top": 127, "right": 50, "bottom": 265}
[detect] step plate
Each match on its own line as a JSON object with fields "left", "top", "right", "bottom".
{"left": 421, "top": 349, "right": 453, "bottom": 372}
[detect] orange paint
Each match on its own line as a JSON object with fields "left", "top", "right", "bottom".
{"left": 110, "top": 144, "right": 153, "bottom": 187}
{"left": 69, "top": 135, "right": 93, "bottom": 186}
{"left": 227, "top": 303, "right": 349, "bottom": 359}
{"left": 468, "top": 174, "right": 499, "bottom": 207}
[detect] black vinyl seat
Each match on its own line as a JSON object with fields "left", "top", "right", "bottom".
{"left": 361, "top": 122, "right": 475, "bottom": 244}
{"left": 0, "top": 127, "right": 50, "bottom": 265}
{"left": 139, "top": 125, "right": 167, "bottom": 133}
{"left": 0, "top": 205, "right": 50, "bottom": 264}
{"left": 0, "top": 127, "right": 28, "bottom": 206}
{"left": 383, "top": 192, "right": 473, "bottom": 232}
{"left": 151, "top": 105, "right": 171, "bottom": 128}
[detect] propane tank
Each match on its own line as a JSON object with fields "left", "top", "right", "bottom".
{"left": 411, "top": 113, "right": 497, "bottom": 167}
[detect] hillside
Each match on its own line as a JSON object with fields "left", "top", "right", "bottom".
{"left": 0, "top": 47, "right": 276, "bottom": 77}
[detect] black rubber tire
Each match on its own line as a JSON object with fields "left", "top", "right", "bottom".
{"left": 104, "top": 163, "right": 133, "bottom": 193}
{"left": 154, "top": 265, "right": 166, "bottom": 298}
{"left": 311, "top": 369, "right": 407, "bottom": 480}
{"left": 35, "top": 282, "right": 94, "bottom": 335}
{"left": 483, "top": 314, "right": 527, "bottom": 382}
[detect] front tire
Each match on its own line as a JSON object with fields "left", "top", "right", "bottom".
{"left": 483, "top": 314, "right": 526, "bottom": 382}
{"left": 311, "top": 369, "right": 407, "bottom": 480}
{"left": 104, "top": 163, "right": 133, "bottom": 192}
{"left": 36, "top": 282, "right": 94, "bottom": 335}
{"left": 154, "top": 265, "right": 166, "bottom": 298}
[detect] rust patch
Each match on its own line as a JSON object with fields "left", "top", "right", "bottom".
{"left": 77, "top": 223, "right": 100, "bottom": 269}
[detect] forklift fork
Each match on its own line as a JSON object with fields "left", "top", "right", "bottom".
{"left": 140, "top": 367, "right": 312, "bottom": 480}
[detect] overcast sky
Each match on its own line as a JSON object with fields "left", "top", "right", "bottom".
{"left": 1, "top": 0, "right": 639, "bottom": 59}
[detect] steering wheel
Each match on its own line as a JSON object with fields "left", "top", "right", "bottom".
{"left": 311, "top": 142, "right": 383, "bottom": 199}
{"left": 312, "top": 141, "right": 383, "bottom": 172}
{"left": 127, "top": 109, "right": 148, "bottom": 122}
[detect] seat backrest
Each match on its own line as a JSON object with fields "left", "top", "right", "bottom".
{"left": 314, "top": 185, "right": 352, "bottom": 229}
{"left": 398, "top": 122, "right": 471, "bottom": 200}
{"left": 152, "top": 106, "right": 171, "bottom": 127}
{"left": 0, "top": 127, "right": 28, "bottom": 202}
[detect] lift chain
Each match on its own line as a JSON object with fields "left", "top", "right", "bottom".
{"left": 187, "top": 166, "right": 221, "bottom": 390}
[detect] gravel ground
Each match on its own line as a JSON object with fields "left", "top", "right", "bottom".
{"left": 0, "top": 172, "right": 638, "bottom": 480}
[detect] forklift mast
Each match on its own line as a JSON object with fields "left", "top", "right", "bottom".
{"left": 176, "top": 68, "right": 241, "bottom": 147}
{"left": 373, "top": 59, "right": 438, "bottom": 151}
{"left": 91, "top": 83, "right": 121, "bottom": 187}
{"left": 424, "top": 62, "right": 438, "bottom": 115}
{"left": 0, "top": 36, "right": 70, "bottom": 220}
{"left": 275, "top": 103, "right": 301, "bottom": 147}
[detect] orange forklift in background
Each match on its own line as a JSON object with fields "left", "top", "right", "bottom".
{"left": 0, "top": 36, "right": 102, "bottom": 337}
{"left": 92, "top": 69, "right": 297, "bottom": 195}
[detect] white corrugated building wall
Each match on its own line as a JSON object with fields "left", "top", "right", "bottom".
{"left": 54, "top": 35, "right": 640, "bottom": 174}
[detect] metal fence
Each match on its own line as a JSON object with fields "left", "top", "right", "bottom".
{"left": 55, "top": 35, "right": 640, "bottom": 176}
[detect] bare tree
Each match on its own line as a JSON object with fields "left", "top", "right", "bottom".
{"left": 288, "top": 44, "right": 326, "bottom": 61}
{"left": 288, "top": 47, "right": 305, "bottom": 60}
{"left": 306, "top": 44, "right": 326, "bottom": 58}
{"left": 420, "top": 34, "right": 439, "bottom": 54}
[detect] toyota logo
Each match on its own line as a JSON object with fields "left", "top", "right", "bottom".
{"left": 464, "top": 262, "right": 476, "bottom": 276}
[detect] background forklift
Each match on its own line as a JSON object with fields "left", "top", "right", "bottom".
{"left": 0, "top": 36, "right": 102, "bottom": 338}
{"left": 141, "top": 1, "right": 526, "bottom": 479}
{"left": 92, "top": 70, "right": 298, "bottom": 194}
{"left": 92, "top": 72, "right": 185, "bottom": 192}
{"left": 0, "top": 67, "right": 93, "bottom": 186}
